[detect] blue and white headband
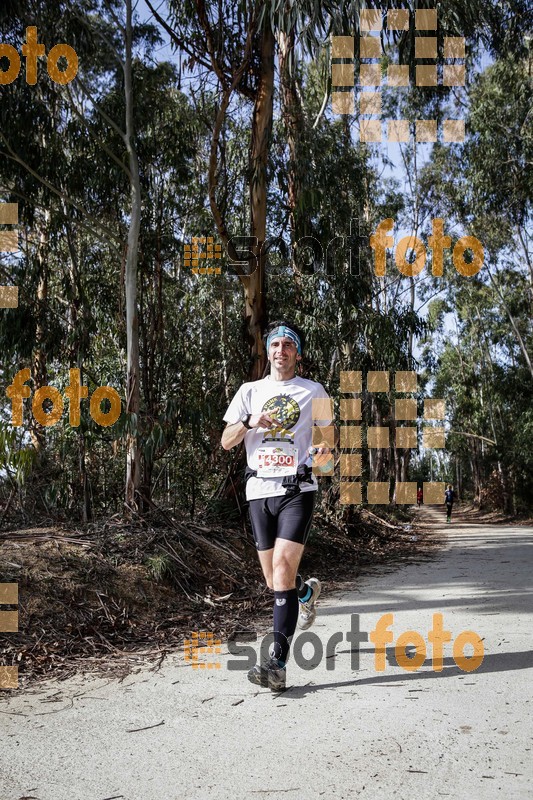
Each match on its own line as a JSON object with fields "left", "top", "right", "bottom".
{"left": 266, "top": 325, "right": 302, "bottom": 355}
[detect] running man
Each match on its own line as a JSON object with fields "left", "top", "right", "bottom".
{"left": 221, "top": 320, "right": 333, "bottom": 691}
{"left": 417, "top": 487, "right": 423, "bottom": 507}
{"left": 445, "top": 484, "right": 455, "bottom": 523}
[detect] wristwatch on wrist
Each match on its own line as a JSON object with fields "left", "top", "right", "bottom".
{"left": 241, "top": 414, "right": 252, "bottom": 429}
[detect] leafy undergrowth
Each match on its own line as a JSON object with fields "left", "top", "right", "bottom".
{"left": 0, "top": 506, "right": 440, "bottom": 689}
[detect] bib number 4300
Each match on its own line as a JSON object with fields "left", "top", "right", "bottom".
{"left": 263, "top": 453, "right": 293, "bottom": 466}
{"left": 256, "top": 445, "right": 298, "bottom": 477}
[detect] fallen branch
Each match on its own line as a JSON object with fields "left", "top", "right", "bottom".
{"left": 126, "top": 720, "right": 165, "bottom": 733}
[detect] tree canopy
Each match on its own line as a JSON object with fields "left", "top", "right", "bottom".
{"left": 0, "top": 0, "right": 531, "bottom": 521}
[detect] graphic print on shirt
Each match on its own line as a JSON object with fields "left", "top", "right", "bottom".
{"left": 256, "top": 394, "right": 301, "bottom": 477}
{"left": 261, "top": 394, "right": 300, "bottom": 443}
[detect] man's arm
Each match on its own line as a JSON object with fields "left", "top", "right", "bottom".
{"left": 312, "top": 386, "right": 337, "bottom": 456}
{"left": 313, "top": 433, "right": 338, "bottom": 467}
{"left": 221, "top": 420, "right": 247, "bottom": 450}
{"left": 314, "top": 415, "right": 338, "bottom": 452}
{"left": 312, "top": 422, "right": 338, "bottom": 470}
{"left": 221, "top": 413, "right": 281, "bottom": 450}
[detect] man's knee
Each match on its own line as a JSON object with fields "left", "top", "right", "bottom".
{"left": 272, "top": 559, "right": 297, "bottom": 590}
{"left": 260, "top": 564, "right": 274, "bottom": 590}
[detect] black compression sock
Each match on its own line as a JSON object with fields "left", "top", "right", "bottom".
{"left": 272, "top": 589, "right": 299, "bottom": 664}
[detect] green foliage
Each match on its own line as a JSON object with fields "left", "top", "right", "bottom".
{"left": 0, "top": 423, "right": 35, "bottom": 487}
{"left": 145, "top": 553, "right": 174, "bottom": 583}
{"left": 0, "top": 0, "right": 530, "bottom": 521}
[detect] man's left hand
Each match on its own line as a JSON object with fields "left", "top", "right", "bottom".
{"left": 315, "top": 441, "right": 331, "bottom": 455}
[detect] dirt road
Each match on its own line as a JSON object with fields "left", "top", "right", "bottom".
{"left": 1, "top": 508, "right": 532, "bottom": 800}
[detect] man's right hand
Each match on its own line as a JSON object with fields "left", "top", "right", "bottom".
{"left": 221, "top": 414, "right": 281, "bottom": 450}
{"left": 248, "top": 413, "right": 281, "bottom": 429}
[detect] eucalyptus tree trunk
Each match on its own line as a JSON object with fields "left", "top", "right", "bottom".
{"left": 456, "top": 457, "right": 462, "bottom": 499}
{"left": 30, "top": 213, "right": 49, "bottom": 455}
{"left": 124, "top": 0, "right": 142, "bottom": 508}
{"left": 64, "top": 215, "right": 91, "bottom": 522}
{"left": 195, "top": 10, "right": 273, "bottom": 380}
{"left": 220, "top": 291, "right": 231, "bottom": 403}
{"left": 487, "top": 267, "right": 533, "bottom": 381}
{"left": 245, "top": 23, "right": 274, "bottom": 380}
{"left": 138, "top": 221, "right": 164, "bottom": 509}
{"left": 277, "top": 27, "right": 305, "bottom": 267}
{"left": 470, "top": 442, "right": 482, "bottom": 507}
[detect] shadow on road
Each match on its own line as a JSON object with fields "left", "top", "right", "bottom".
{"left": 282, "top": 647, "right": 533, "bottom": 699}
{"left": 317, "top": 535, "right": 533, "bottom": 617}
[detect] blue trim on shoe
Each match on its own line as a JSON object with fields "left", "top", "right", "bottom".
{"left": 299, "top": 586, "right": 312, "bottom": 603}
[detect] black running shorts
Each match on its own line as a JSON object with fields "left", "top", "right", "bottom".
{"left": 248, "top": 490, "right": 316, "bottom": 551}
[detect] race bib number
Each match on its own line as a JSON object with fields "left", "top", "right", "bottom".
{"left": 256, "top": 445, "right": 298, "bottom": 477}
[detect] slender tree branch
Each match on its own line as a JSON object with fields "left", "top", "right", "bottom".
{"left": 194, "top": 0, "right": 229, "bottom": 89}
{"left": 63, "top": 83, "right": 132, "bottom": 180}
{"left": 74, "top": 72, "right": 129, "bottom": 145}
{"left": 70, "top": 11, "right": 125, "bottom": 68}
{"left": 206, "top": 4, "right": 260, "bottom": 257}
{"left": 144, "top": 0, "right": 218, "bottom": 78}
{"left": 0, "top": 141, "right": 123, "bottom": 253}
{"left": 102, "top": 0, "right": 127, "bottom": 35}
{"left": 453, "top": 431, "right": 497, "bottom": 446}
{"left": 0, "top": 185, "right": 122, "bottom": 254}
{"left": 486, "top": 264, "right": 533, "bottom": 380}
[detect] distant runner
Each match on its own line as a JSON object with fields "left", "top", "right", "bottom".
{"left": 417, "top": 487, "right": 423, "bottom": 507}
{"left": 445, "top": 484, "right": 455, "bottom": 523}
{"left": 221, "top": 320, "right": 333, "bottom": 691}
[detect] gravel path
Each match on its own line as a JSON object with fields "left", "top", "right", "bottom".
{"left": 1, "top": 507, "right": 531, "bottom": 800}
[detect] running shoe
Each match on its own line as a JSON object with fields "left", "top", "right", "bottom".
{"left": 297, "top": 577, "right": 321, "bottom": 630}
{"left": 247, "top": 657, "right": 286, "bottom": 691}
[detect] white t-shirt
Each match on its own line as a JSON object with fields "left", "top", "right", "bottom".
{"left": 223, "top": 375, "right": 333, "bottom": 501}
